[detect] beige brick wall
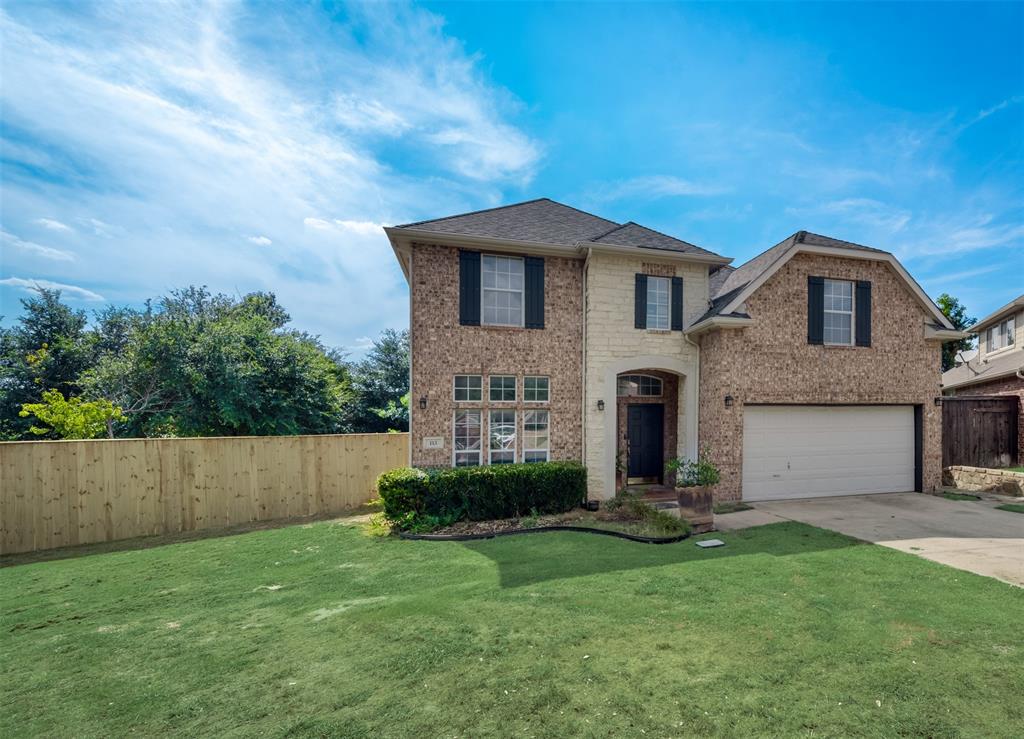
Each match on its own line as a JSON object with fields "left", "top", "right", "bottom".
{"left": 409, "top": 243, "right": 583, "bottom": 467}
{"left": 699, "top": 252, "right": 944, "bottom": 501}
{"left": 583, "top": 253, "right": 707, "bottom": 498}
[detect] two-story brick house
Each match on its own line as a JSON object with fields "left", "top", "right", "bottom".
{"left": 386, "top": 199, "right": 963, "bottom": 503}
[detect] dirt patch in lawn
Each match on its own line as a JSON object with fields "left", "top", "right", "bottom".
{"left": 425, "top": 508, "right": 687, "bottom": 539}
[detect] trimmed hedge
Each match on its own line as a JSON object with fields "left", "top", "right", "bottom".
{"left": 377, "top": 462, "right": 587, "bottom": 530}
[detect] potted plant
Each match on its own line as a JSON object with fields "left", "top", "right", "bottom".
{"left": 665, "top": 449, "right": 720, "bottom": 520}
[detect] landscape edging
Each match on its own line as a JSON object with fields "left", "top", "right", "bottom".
{"left": 399, "top": 524, "right": 691, "bottom": 544}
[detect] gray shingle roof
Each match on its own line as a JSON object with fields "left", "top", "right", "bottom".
{"left": 396, "top": 198, "right": 618, "bottom": 246}
{"left": 714, "top": 231, "right": 888, "bottom": 299}
{"left": 395, "top": 198, "right": 723, "bottom": 258}
{"left": 941, "top": 348, "right": 1024, "bottom": 390}
{"left": 589, "top": 222, "right": 719, "bottom": 256}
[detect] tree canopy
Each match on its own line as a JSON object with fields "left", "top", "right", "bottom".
{"left": 936, "top": 293, "right": 977, "bottom": 372}
{"left": 0, "top": 287, "right": 408, "bottom": 440}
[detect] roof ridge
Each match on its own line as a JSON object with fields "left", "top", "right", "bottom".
{"left": 396, "top": 197, "right": 550, "bottom": 229}
{"left": 799, "top": 230, "right": 890, "bottom": 253}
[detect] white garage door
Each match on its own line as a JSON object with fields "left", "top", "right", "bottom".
{"left": 742, "top": 405, "right": 915, "bottom": 501}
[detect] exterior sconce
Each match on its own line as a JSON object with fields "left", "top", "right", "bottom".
{"left": 724, "top": 395, "right": 734, "bottom": 408}
{"left": 934, "top": 396, "right": 943, "bottom": 406}
{"left": 597, "top": 399, "right": 605, "bottom": 411}
{"left": 419, "top": 396, "right": 428, "bottom": 410}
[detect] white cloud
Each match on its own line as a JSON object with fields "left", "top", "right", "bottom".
{"left": 34, "top": 218, "right": 73, "bottom": 232}
{"left": 1, "top": 230, "right": 75, "bottom": 261}
{"left": 0, "top": 1, "right": 538, "bottom": 345}
{"left": 587, "top": 175, "right": 728, "bottom": 203}
{"left": 0, "top": 277, "right": 104, "bottom": 301}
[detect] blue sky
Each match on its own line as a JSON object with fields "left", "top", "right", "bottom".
{"left": 2, "top": 1, "right": 1021, "bottom": 353}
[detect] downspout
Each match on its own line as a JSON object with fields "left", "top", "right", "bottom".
{"left": 406, "top": 248, "right": 414, "bottom": 468}
{"left": 581, "top": 247, "right": 592, "bottom": 478}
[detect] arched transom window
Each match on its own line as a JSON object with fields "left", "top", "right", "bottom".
{"left": 616, "top": 374, "right": 663, "bottom": 397}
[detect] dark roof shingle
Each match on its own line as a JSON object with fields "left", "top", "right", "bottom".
{"left": 589, "top": 222, "right": 719, "bottom": 256}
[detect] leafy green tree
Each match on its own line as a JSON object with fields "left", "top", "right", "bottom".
{"left": 345, "top": 329, "right": 410, "bottom": 433}
{"left": 0, "top": 288, "right": 92, "bottom": 439}
{"left": 936, "top": 293, "right": 976, "bottom": 371}
{"left": 19, "top": 389, "right": 124, "bottom": 439}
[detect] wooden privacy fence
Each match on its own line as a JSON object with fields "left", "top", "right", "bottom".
{"left": 942, "top": 396, "right": 1019, "bottom": 468}
{"left": 0, "top": 433, "right": 409, "bottom": 555}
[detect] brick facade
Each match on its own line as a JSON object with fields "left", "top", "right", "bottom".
{"left": 948, "top": 374, "right": 1024, "bottom": 464}
{"left": 698, "top": 252, "right": 945, "bottom": 501}
{"left": 409, "top": 243, "right": 583, "bottom": 467}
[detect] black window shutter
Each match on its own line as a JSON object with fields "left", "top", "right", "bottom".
{"left": 458, "top": 250, "right": 480, "bottom": 326}
{"left": 855, "top": 280, "right": 872, "bottom": 347}
{"left": 670, "top": 276, "right": 683, "bottom": 331}
{"left": 524, "top": 256, "right": 545, "bottom": 329}
{"left": 634, "top": 274, "right": 647, "bottom": 329}
{"left": 807, "top": 275, "right": 824, "bottom": 345}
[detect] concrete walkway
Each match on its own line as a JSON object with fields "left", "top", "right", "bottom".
{"left": 716, "top": 492, "right": 1024, "bottom": 587}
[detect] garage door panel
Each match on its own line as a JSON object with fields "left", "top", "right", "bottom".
{"left": 742, "top": 406, "right": 914, "bottom": 501}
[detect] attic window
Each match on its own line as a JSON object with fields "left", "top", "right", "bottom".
{"left": 823, "top": 279, "right": 854, "bottom": 346}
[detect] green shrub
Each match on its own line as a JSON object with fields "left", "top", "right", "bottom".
{"left": 377, "top": 461, "right": 586, "bottom": 530}
{"left": 666, "top": 448, "right": 721, "bottom": 487}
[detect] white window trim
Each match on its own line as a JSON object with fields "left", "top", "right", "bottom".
{"left": 488, "top": 409, "right": 517, "bottom": 465}
{"left": 452, "top": 374, "right": 483, "bottom": 402}
{"left": 823, "top": 278, "right": 855, "bottom": 347}
{"left": 451, "top": 409, "right": 482, "bottom": 467}
{"left": 481, "top": 254, "right": 525, "bottom": 328}
{"left": 523, "top": 375, "right": 550, "bottom": 404}
{"left": 645, "top": 275, "right": 671, "bottom": 331}
{"left": 616, "top": 374, "right": 663, "bottom": 398}
{"left": 986, "top": 317, "right": 1016, "bottom": 356}
{"left": 488, "top": 374, "right": 517, "bottom": 403}
{"left": 523, "top": 409, "right": 550, "bottom": 463}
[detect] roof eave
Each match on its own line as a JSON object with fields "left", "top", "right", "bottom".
{"left": 942, "top": 364, "right": 1024, "bottom": 391}
{"left": 924, "top": 326, "right": 971, "bottom": 342}
{"left": 384, "top": 226, "right": 583, "bottom": 260}
{"left": 684, "top": 314, "right": 754, "bottom": 336}
{"left": 966, "top": 296, "right": 1024, "bottom": 333}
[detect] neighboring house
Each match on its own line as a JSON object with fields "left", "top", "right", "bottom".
{"left": 386, "top": 199, "right": 962, "bottom": 503}
{"left": 941, "top": 295, "right": 1024, "bottom": 464}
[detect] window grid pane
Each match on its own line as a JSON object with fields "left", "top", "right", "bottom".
{"left": 489, "top": 410, "right": 516, "bottom": 464}
{"left": 453, "top": 375, "right": 482, "bottom": 401}
{"left": 823, "top": 279, "right": 853, "bottom": 345}
{"left": 524, "top": 376, "right": 549, "bottom": 402}
{"left": 482, "top": 255, "right": 524, "bottom": 327}
{"left": 489, "top": 375, "right": 516, "bottom": 402}
{"left": 454, "top": 410, "right": 482, "bottom": 467}
{"left": 646, "top": 276, "right": 670, "bottom": 330}
{"left": 616, "top": 374, "right": 663, "bottom": 397}
{"left": 523, "top": 410, "right": 549, "bottom": 463}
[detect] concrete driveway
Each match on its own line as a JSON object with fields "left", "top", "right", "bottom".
{"left": 717, "top": 493, "right": 1024, "bottom": 587}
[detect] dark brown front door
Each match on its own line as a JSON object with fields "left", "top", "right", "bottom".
{"left": 627, "top": 403, "right": 664, "bottom": 482}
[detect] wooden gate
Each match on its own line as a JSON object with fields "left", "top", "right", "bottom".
{"left": 942, "top": 396, "right": 1019, "bottom": 468}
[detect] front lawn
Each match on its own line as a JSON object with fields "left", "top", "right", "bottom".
{"left": 2, "top": 521, "right": 1022, "bottom": 737}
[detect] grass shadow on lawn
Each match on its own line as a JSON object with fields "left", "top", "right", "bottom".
{"left": 464, "top": 521, "right": 864, "bottom": 588}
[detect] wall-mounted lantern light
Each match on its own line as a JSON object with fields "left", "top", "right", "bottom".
{"left": 597, "top": 399, "right": 605, "bottom": 411}
{"left": 724, "top": 395, "right": 734, "bottom": 408}
{"left": 934, "top": 396, "right": 943, "bottom": 406}
{"left": 419, "top": 396, "right": 428, "bottom": 410}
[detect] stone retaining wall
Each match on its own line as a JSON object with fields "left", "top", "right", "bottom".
{"left": 943, "top": 465, "right": 1024, "bottom": 496}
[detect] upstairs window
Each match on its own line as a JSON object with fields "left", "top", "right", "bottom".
{"left": 823, "top": 279, "right": 854, "bottom": 345}
{"left": 482, "top": 255, "right": 524, "bottom": 326}
{"left": 987, "top": 316, "right": 1016, "bottom": 353}
{"left": 617, "top": 374, "right": 663, "bottom": 397}
{"left": 646, "top": 276, "right": 670, "bottom": 330}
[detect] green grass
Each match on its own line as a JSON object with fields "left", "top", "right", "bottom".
{"left": 940, "top": 492, "right": 982, "bottom": 501}
{"left": 995, "top": 503, "right": 1024, "bottom": 514}
{"left": 713, "top": 501, "right": 755, "bottom": 514}
{"left": 1001, "top": 466, "right": 1024, "bottom": 473}
{"left": 3, "top": 521, "right": 1022, "bottom": 738}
